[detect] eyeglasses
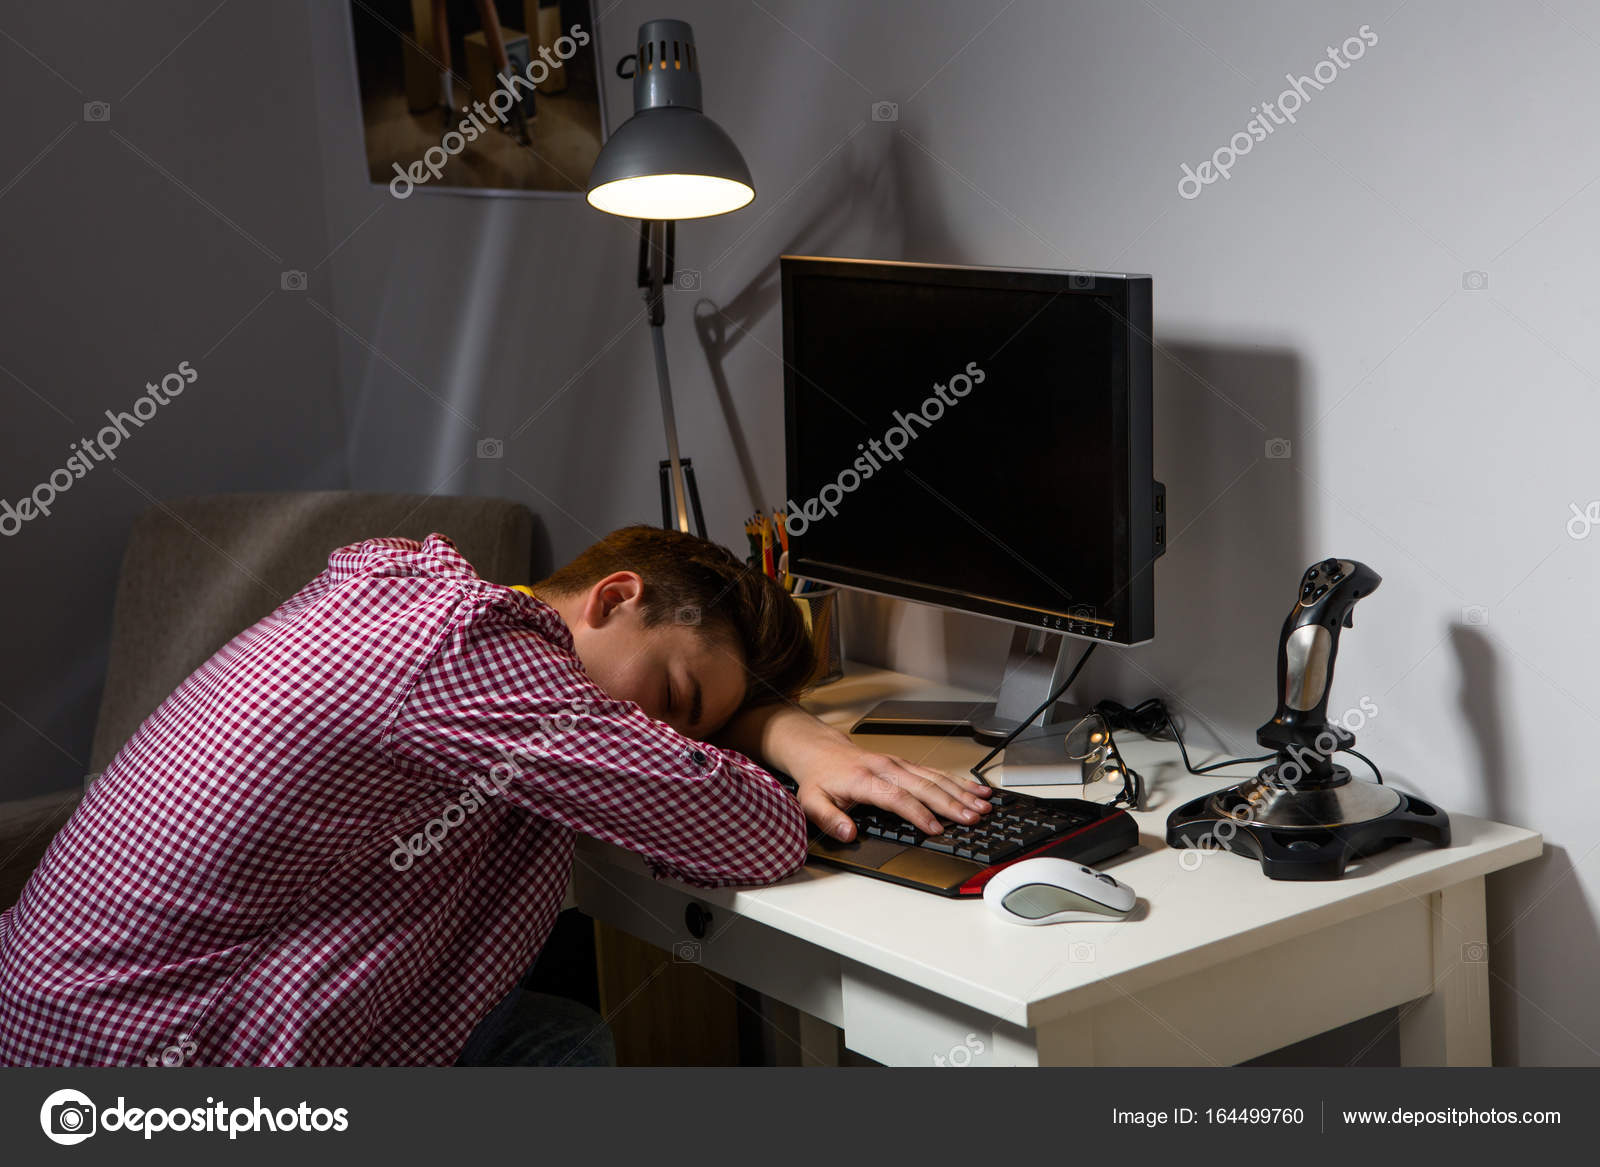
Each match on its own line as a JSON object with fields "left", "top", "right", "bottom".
{"left": 1054, "top": 713, "right": 1125, "bottom": 785}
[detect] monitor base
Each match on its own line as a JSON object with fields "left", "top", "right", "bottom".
{"left": 848, "top": 701, "right": 1097, "bottom": 786}
{"left": 850, "top": 699, "right": 1094, "bottom": 740}
{"left": 851, "top": 627, "right": 1093, "bottom": 743}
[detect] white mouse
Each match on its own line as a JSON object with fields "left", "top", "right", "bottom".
{"left": 982, "top": 857, "right": 1136, "bottom": 925}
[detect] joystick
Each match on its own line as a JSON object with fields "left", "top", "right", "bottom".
{"left": 1254, "top": 557, "right": 1381, "bottom": 786}
{"left": 1166, "top": 558, "right": 1450, "bottom": 879}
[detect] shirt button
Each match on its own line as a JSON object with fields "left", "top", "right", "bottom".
{"left": 688, "top": 749, "right": 709, "bottom": 768}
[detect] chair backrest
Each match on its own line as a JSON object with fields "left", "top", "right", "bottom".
{"left": 88, "top": 491, "right": 535, "bottom": 773}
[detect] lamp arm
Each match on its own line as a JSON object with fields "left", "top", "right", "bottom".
{"left": 638, "top": 219, "right": 691, "bottom": 533}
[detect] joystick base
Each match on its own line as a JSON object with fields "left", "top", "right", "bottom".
{"left": 1166, "top": 779, "right": 1451, "bottom": 881}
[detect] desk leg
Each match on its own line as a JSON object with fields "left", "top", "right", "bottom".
{"left": 797, "top": 1012, "right": 842, "bottom": 1067}
{"left": 1397, "top": 875, "right": 1492, "bottom": 1066}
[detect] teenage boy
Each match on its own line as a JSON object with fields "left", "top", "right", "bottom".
{"left": 0, "top": 526, "right": 991, "bottom": 1065}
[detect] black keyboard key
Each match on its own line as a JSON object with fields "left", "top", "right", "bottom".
{"left": 896, "top": 830, "right": 919, "bottom": 844}
{"left": 954, "top": 846, "right": 974, "bottom": 859}
{"left": 923, "top": 839, "right": 956, "bottom": 854}
{"left": 971, "top": 849, "right": 994, "bottom": 864}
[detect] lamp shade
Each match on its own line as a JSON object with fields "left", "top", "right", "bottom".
{"left": 586, "top": 19, "right": 755, "bottom": 220}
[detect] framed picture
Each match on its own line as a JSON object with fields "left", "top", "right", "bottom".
{"left": 346, "top": 0, "right": 608, "bottom": 199}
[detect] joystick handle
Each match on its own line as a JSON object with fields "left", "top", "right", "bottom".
{"left": 1256, "top": 558, "right": 1381, "bottom": 764}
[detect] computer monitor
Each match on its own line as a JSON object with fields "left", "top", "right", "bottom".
{"left": 780, "top": 256, "right": 1163, "bottom": 743}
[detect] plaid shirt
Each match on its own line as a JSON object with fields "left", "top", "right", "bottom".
{"left": 0, "top": 535, "right": 807, "bottom": 1066}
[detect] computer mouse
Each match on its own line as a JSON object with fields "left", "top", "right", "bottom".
{"left": 982, "top": 857, "right": 1136, "bottom": 925}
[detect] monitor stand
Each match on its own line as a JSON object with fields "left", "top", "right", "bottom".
{"left": 851, "top": 627, "right": 1092, "bottom": 744}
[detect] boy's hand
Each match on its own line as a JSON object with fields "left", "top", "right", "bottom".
{"left": 784, "top": 734, "right": 993, "bottom": 842}
{"left": 717, "top": 704, "right": 992, "bottom": 841}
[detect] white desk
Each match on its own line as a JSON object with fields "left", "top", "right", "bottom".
{"left": 570, "top": 665, "right": 1542, "bottom": 1066}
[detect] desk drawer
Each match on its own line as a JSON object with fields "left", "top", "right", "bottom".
{"left": 571, "top": 860, "right": 845, "bottom": 1026}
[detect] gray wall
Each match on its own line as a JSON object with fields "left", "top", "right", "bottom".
{"left": 0, "top": 2, "right": 346, "bottom": 800}
{"left": 2, "top": 0, "right": 1596, "bottom": 1066}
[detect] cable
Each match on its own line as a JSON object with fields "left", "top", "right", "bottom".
{"left": 1093, "top": 698, "right": 1273, "bottom": 775}
{"left": 968, "top": 643, "right": 1097, "bottom": 782}
{"left": 1342, "top": 746, "right": 1383, "bottom": 784}
{"left": 972, "top": 679, "right": 1386, "bottom": 815}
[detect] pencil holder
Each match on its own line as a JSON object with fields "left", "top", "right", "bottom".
{"left": 792, "top": 587, "right": 844, "bottom": 687}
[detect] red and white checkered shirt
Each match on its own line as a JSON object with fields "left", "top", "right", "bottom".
{"left": 0, "top": 534, "right": 808, "bottom": 1066}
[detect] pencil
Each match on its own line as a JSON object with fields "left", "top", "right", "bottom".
{"left": 776, "top": 511, "right": 792, "bottom": 590}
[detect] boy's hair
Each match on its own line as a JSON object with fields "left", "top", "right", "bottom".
{"left": 535, "top": 525, "right": 815, "bottom": 709}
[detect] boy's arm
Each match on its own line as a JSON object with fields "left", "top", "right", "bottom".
{"left": 386, "top": 618, "right": 809, "bottom": 888}
{"left": 715, "top": 702, "right": 992, "bottom": 842}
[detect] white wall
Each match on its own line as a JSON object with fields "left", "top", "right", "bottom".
{"left": 303, "top": 0, "right": 1600, "bottom": 1065}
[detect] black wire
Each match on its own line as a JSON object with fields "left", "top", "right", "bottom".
{"left": 1094, "top": 698, "right": 1273, "bottom": 776}
{"left": 968, "top": 643, "right": 1097, "bottom": 782}
{"left": 971, "top": 681, "right": 1385, "bottom": 814}
{"left": 1343, "top": 747, "right": 1383, "bottom": 784}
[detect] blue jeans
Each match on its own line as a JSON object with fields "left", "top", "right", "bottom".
{"left": 454, "top": 988, "right": 616, "bottom": 1067}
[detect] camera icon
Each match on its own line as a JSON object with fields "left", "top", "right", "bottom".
{"left": 1068, "top": 604, "right": 1096, "bottom": 620}
{"left": 476, "top": 437, "right": 504, "bottom": 460}
{"left": 1068, "top": 941, "right": 1096, "bottom": 964}
{"left": 871, "top": 100, "right": 899, "bottom": 122}
{"left": 280, "top": 270, "right": 308, "bottom": 292}
{"left": 1068, "top": 273, "right": 1094, "bottom": 290}
{"left": 1461, "top": 270, "right": 1489, "bottom": 291}
{"left": 40, "top": 1089, "right": 98, "bottom": 1145}
{"left": 1461, "top": 941, "right": 1488, "bottom": 963}
{"left": 672, "top": 940, "right": 702, "bottom": 963}
{"left": 675, "top": 605, "right": 701, "bottom": 626}
{"left": 1462, "top": 605, "right": 1489, "bottom": 626}
{"left": 83, "top": 101, "right": 111, "bottom": 122}
{"left": 673, "top": 269, "right": 701, "bottom": 291}
{"left": 51, "top": 1101, "right": 95, "bottom": 1136}
{"left": 1265, "top": 437, "right": 1292, "bottom": 460}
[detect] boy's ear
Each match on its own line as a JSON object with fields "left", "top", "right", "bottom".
{"left": 582, "top": 571, "right": 644, "bottom": 627}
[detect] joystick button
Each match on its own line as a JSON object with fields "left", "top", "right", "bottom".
{"left": 1321, "top": 558, "right": 1341, "bottom": 574}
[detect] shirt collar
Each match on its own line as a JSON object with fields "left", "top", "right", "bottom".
{"left": 506, "top": 585, "right": 575, "bottom": 655}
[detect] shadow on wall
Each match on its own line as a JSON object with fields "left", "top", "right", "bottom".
{"left": 687, "top": 121, "right": 1315, "bottom": 752}
{"left": 1486, "top": 843, "right": 1600, "bottom": 1065}
{"left": 1456, "top": 625, "right": 1598, "bottom": 1064}
{"left": 1103, "top": 339, "right": 1309, "bottom": 753}
{"left": 1452, "top": 622, "right": 1510, "bottom": 824}
{"left": 842, "top": 339, "right": 1312, "bottom": 750}
{"left": 689, "top": 127, "right": 975, "bottom": 514}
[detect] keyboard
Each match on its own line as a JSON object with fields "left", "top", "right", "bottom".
{"left": 807, "top": 787, "right": 1137, "bottom": 897}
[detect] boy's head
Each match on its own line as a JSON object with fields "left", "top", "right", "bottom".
{"left": 531, "top": 525, "right": 814, "bottom": 739}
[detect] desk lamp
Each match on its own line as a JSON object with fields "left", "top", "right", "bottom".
{"left": 585, "top": 18, "right": 755, "bottom": 535}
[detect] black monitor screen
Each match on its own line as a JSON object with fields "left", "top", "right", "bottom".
{"left": 781, "top": 258, "right": 1155, "bottom": 643}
